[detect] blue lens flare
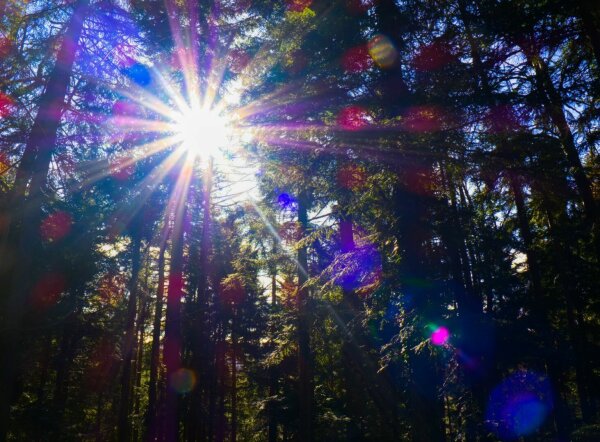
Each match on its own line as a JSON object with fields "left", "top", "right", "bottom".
{"left": 486, "top": 370, "right": 553, "bottom": 440}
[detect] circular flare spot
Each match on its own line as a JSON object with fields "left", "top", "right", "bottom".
{"left": 486, "top": 371, "right": 553, "bottom": 439}
{"left": 0, "top": 153, "right": 9, "bottom": 174}
{"left": 368, "top": 34, "right": 397, "bottom": 69}
{"left": 342, "top": 45, "right": 372, "bottom": 73}
{"left": 31, "top": 273, "right": 66, "bottom": 311}
{"left": 287, "top": 0, "right": 312, "bottom": 12}
{"left": 412, "top": 41, "right": 454, "bottom": 71}
{"left": 346, "top": 0, "right": 377, "bottom": 14}
{"left": 40, "top": 211, "right": 72, "bottom": 242}
{"left": 170, "top": 368, "right": 197, "bottom": 394}
{"left": 338, "top": 106, "right": 371, "bottom": 131}
{"left": 0, "top": 92, "right": 14, "bottom": 118}
{"left": 430, "top": 326, "right": 450, "bottom": 346}
{"left": 122, "top": 62, "right": 151, "bottom": 87}
{"left": 0, "top": 37, "right": 13, "bottom": 58}
{"left": 277, "top": 192, "right": 297, "bottom": 211}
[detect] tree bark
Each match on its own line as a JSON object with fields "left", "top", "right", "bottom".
{"left": 577, "top": 0, "right": 600, "bottom": 71}
{"left": 231, "top": 315, "right": 238, "bottom": 442}
{"left": 0, "top": 3, "right": 89, "bottom": 437}
{"left": 118, "top": 232, "right": 143, "bottom": 442}
{"left": 190, "top": 158, "right": 213, "bottom": 441}
{"left": 268, "top": 244, "right": 278, "bottom": 442}
{"left": 163, "top": 202, "right": 186, "bottom": 441}
{"left": 297, "top": 190, "right": 314, "bottom": 442}
{"left": 147, "top": 235, "right": 168, "bottom": 439}
{"left": 508, "top": 176, "right": 571, "bottom": 438}
{"left": 522, "top": 44, "right": 598, "bottom": 232}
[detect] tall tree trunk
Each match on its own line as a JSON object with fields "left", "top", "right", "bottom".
{"left": 147, "top": 236, "right": 168, "bottom": 439}
{"left": 459, "top": 7, "right": 581, "bottom": 435}
{"left": 36, "top": 334, "right": 53, "bottom": 405}
{"left": 536, "top": 187, "right": 598, "bottom": 423}
{"left": 216, "top": 325, "right": 227, "bottom": 442}
{"left": 190, "top": 158, "right": 213, "bottom": 441}
{"left": 53, "top": 320, "right": 78, "bottom": 439}
{"left": 338, "top": 207, "right": 361, "bottom": 441}
{"left": 297, "top": 190, "right": 314, "bottom": 442}
{"left": 163, "top": 201, "right": 186, "bottom": 441}
{"left": 268, "top": 245, "right": 278, "bottom": 442}
{"left": 522, "top": 43, "right": 598, "bottom": 240}
{"left": 440, "top": 165, "right": 491, "bottom": 442}
{"left": 396, "top": 178, "right": 446, "bottom": 442}
{"left": 9, "top": 0, "right": 88, "bottom": 202}
{"left": 231, "top": 314, "right": 238, "bottom": 442}
{"left": 577, "top": 0, "right": 600, "bottom": 71}
{"left": 508, "top": 176, "right": 571, "bottom": 438}
{"left": 118, "top": 231, "right": 143, "bottom": 442}
{"left": 132, "top": 299, "right": 147, "bottom": 442}
{"left": 0, "top": 3, "right": 89, "bottom": 438}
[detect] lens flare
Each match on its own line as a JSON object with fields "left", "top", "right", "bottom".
{"left": 368, "top": 34, "right": 397, "bottom": 69}
{"left": 0, "top": 153, "right": 9, "bottom": 174}
{"left": 342, "top": 45, "right": 372, "bottom": 73}
{"left": 174, "top": 106, "right": 231, "bottom": 159}
{"left": 287, "top": 0, "right": 312, "bottom": 12}
{"left": 338, "top": 105, "right": 371, "bottom": 131}
{"left": 31, "top": 273, "right": 66, "bottom": 311}
{"left": 486, "top": 370, "right": 553, "bottom": 440}
{"left": 40, "top": 211, "right": 72, "bottom": 243}
{"left": 0, "top": 92, "right": 14, "bottom": 118}
{"left": 277, "top": 192, "right": 297, "bottom": 211}
{"left": 170, "top": 368, "right": 197, "bottom": 394}
{"left": 428, "top": 324, "right": 450, "bottom": 346}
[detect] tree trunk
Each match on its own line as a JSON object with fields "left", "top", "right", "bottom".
{"left": 522, "top": 44, "right": 597, "bottom": 233}
{"left": 440, "top": 165, "right": 491, "bottom": 442}
{"left": 216, "top": 325, "right": 227, "bottom": 442}
{"left": 268, "top": 246, "right": 278, "bottom": 442}
{"left": 508, "top": 176, "right": 571, "bottom": 439}
{"left": 9, "top": 0, "right": 88, "bottom": 202}
{"left": 0, "top": 3, "right": 89, "bottom": 438}
{"left": 399, "top": 185, "right": 446, "bottom": 442}
{"left": 231, "top": 314, "right": 238, "bottom": 442}
{"left": 118, "top": 232, "right": 143, "bottom": 442}
{"left": 53, "top": 321, "right": 77, "bottom": 439}
{"left": 459, "top": 6, "right": 581, "bottom": 435}
{"left": 537, "top": 188, "right": 598, "bottom": 423}
{"left": 577, "top": 0, "right": 600, "bottom": 71}
{"left": 297, "top": 190, "right": 314, "bottom": 442}
{"left": 337, "top": 199, "right": 377, "bottom": 441}
{"left": 132, "top": 300, "right": 147, "bottom": 442}
{"left": 190, "top": 158, "right": 213, "bottom": 440}
{"left": 163, "top": 201, "right": 186, "bottom": 441}
{"left": 147, "top": 236, "right": 168, "bottom": 439}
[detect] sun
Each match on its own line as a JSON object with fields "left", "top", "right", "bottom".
{"left": 174, "top": 105, "right": 232, "bottom": 160}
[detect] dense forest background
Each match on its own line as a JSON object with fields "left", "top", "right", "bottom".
{"left": 0, "top": 0, "right": 599, "bottom": 441}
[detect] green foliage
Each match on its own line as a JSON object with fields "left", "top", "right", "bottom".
{"left": 1, "top": 0, "right": 599, "bottom": 440}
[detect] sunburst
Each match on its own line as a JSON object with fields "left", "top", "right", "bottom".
{"left": 172, "top": 104, "right": 232, "bottom": 161}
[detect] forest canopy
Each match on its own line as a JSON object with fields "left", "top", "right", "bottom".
{"left": 0, "top": 0, "right": 599, "bottom": 441}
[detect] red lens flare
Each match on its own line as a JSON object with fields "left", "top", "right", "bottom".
{"left": 341, "top": 45, "right": 373, "bottom": 73}
{"left": 338, "top": 105, "right": 370, "bottom": 131}
{"left": 0, "top": 92, "right": 15, "bottom": 118}
{"left": 287, "top": 0, "right": 312, "bottom": 12}
{"left": 31, "top": 273, "right": 67, "bottom": 311}
{"left": 40, "top": 211, "right": 72, "bottom": 242}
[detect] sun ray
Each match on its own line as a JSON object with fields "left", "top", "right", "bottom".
{"left": 107, "top": 148, "right": 188, "bottom": 237}
{"left": 75, "top": 134, "right": 183, "bottom": 191}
